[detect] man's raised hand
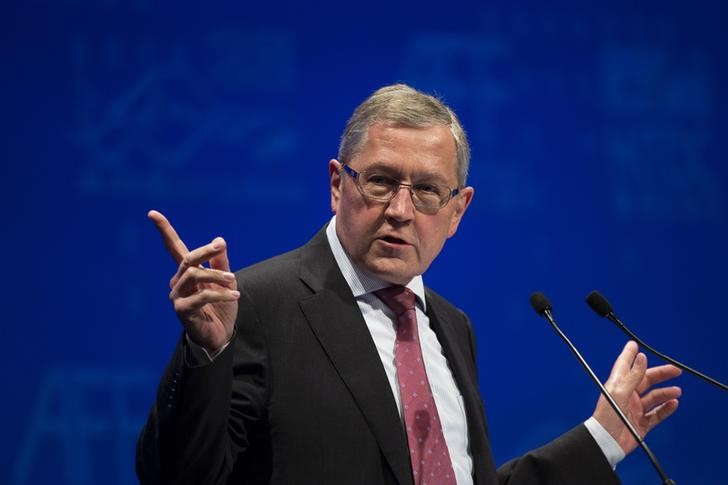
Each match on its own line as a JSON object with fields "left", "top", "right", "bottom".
{"left": 148, "top": 210, "right": 239, "bottom": 354}
{"left": 593, "top": 341, "right": 682, "bottom": 454}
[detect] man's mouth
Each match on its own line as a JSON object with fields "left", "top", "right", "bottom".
{"left": 380, "top": 236, "right": 410, "bottom": 246}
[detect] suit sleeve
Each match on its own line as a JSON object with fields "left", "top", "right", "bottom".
{"left": 496, "top": 424, "right": 620, "bottom": 485}
{"left": 136, "top": 284, "right": 269, "bottom": 485}
{"left": 457, "top": 309, "right": 620, "bottom": 485}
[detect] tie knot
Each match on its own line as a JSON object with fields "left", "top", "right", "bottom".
{"left": 374, "top": 286, "right": 416, "bottom": 317}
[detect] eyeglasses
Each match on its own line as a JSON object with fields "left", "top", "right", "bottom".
{"left": 341, "top": 164, "right": 461, "bottom": 215}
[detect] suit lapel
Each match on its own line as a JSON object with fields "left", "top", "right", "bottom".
{"left": 426, "top": 292, "right": 499, "bottom": 485}
{"left": 297, "top": 230, "right": 413, "bottom": 485}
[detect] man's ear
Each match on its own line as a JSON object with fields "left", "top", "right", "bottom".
{"left": 329, "top": 159, "right": 342, "bottom": 214}
{"left": 447, "top": 186, "right": 474, "bottom": 238}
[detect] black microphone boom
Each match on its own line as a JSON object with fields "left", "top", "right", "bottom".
{"left": 530, "top": 291, "right": 676, "bottom": 485}
{"left": 586, "top": 290, "right": 728, "bottom": 393}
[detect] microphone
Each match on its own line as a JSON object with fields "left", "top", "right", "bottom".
{"left": 530, "top": 292, "right": 676, "bottom": 485}
{"left": 586, "top": 290, "right": 728, "bottom": 393}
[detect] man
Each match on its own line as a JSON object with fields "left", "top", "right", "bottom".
{"left": 137, "top": 84, "right": 681, "bottom": 484}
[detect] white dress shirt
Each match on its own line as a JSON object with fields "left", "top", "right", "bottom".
{"left": 187, "top": 215, "right": 625, "bottom": 479}
{"left": 325, "top": 215, "right": 474, "bottom": 484}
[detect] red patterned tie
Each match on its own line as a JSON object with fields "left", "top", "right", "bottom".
{"left": 374, "top": 286, "right": 457, "bottom": 485}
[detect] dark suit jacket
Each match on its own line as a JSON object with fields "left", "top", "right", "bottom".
{"left": 137, "top": 226, "right": 619, "bottom": 485}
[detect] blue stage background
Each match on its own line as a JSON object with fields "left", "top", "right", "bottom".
{"left": 3, "top": 1, "right": 727, "bottom": 483}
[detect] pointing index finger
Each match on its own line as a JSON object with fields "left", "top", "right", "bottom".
{"left": 148, "top": 210, "right": 189, "bottom": 264}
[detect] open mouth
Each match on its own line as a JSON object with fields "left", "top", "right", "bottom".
{"left": 380, "top": 236, "right": 409, "bottom": 245}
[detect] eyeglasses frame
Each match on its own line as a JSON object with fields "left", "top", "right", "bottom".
{"left": 340, "top": 163, "right": 461, "bottom": 214}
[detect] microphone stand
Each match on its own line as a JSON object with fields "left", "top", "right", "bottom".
{"left": 586, "top": 291, "right": 728, "bottom": 393}
{"left": 605, "top": 312, "right": 728, "bottom": 393}
{"left": 531, "top": 294, "right": 676, "bottom": 485}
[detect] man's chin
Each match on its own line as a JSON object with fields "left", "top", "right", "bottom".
{"left": 363, "top": 257, "right": 420, "bottom": 285}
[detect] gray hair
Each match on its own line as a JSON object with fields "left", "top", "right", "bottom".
{"left": 338, "top": 84, "right": 470, "bottom": 185}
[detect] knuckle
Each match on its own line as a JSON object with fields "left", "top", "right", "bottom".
{"left": 190, "top": 266, "right": 207, "bottom": 278}
{"left": 172, "top": 299, "right": 184, "bottom": 313}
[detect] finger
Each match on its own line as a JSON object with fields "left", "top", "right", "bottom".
{"left": 173, "top": 288, "right": 241, "bottom": 316}
{"left": 604, "top": 352, "right": 646, "bottom": 403}
{"left": 619, "top": 351, "right": 648, "bottom": 392}
{"left": 644, "top": 399, "right": 680, "bottom": 431}
{"left": 170, "top": 267, "right": 237, "bottom": 299}
{"left": 209, "top": 237, "right": 232, "bottom": 274}
{"left": 167, "top": 237, "right": 222, "bottom": 289}
{"left": 148, "top": 210, "right": 190, "bottom": 264}
{"left": 169, "top": 259, "right": 192, "bottom": 290}
{"left": 637, "top": 364, "right": 682, "bottom": 394}
{"left": 640, "top": 386, "right": 682, "bottom": 412}
{"left": 182, "top": 237, "right": 229, "bottom": 269}
{"left": 168, "top": 239, "right": 229, "bottom": 290}
{"left": 605, "top": 341, "right": 639, "bottom": 385}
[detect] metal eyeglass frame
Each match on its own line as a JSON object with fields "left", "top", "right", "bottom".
{"left": 340, "top": 163, "right": 461, "bottom": 214}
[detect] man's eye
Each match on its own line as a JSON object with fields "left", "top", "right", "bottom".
{"left": 415, "top": 183, "right": 442, "bottom": 195}
{"left": 367, "top": 175, "right": 396, "bottom": 186}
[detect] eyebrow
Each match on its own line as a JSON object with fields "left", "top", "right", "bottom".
{"left": 363, "top": 161, "right": 452, "bottom": 183}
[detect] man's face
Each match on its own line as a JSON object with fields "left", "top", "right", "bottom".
{"left": 329, "top": 122, "right": 474, "bottom": 285}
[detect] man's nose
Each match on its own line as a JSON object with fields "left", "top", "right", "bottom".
{"left": 385, "top": 185, "right": 416, "bottom": 221}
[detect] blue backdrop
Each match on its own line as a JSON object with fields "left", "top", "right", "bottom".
{"left": 3, "top": 1, "right": 727, "bottom": 484}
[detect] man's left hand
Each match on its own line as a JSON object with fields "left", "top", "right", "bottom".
{"left": 593, "top": 340, "right": 682, "bottom": 454}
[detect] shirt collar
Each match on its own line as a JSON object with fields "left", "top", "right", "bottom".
{"left": 325, "top": 215, "right": 427, "bottom": 312}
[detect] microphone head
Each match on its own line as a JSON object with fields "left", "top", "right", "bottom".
{"left": 530, "top": 291, "right": 553, "bottom": 316}
{"left": 586, "top": 290, "right": 613, "bottom": 317}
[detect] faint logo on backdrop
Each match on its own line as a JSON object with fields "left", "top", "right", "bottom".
{"left": 399, "top": 17, "right": 598, "bottom": 216}
{"left": 12, "top": 368, "right": 155, "bottom": 485}
{"left": 400, "top": 33, "right": 540, "bottom": 215}
{"left": 603, "top": 45, "right": 722, "bottom": 221}
{"left": 401, "top": 25, "right": 723, "bottom": 223}
{"left": 71, "top": 28, "right": 306, "bottom": 202}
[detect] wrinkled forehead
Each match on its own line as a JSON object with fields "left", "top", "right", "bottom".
{"left": 357, "top": 161, "right": 455, "bottom": 185}
{"left": 355, "top": 121, "right": 459, "bottom": 176}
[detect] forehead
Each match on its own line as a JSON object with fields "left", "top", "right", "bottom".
{"left": 354, "top": 122, "right": 458, "bottom": 180}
